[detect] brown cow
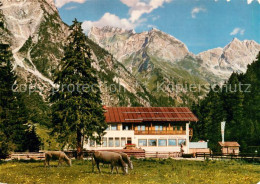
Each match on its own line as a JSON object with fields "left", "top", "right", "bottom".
{"left": 92, "top": 151, "right": 128, "bottom": 174}
{"left": 116, "top": 152, "right": 133, "bottom": 172}
{"left": 44, "top": 151, "right": 72, "bottom": 167}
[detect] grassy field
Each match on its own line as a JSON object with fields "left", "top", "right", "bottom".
{"left": 0, "top": 159, "right": 259, "bottom": 184}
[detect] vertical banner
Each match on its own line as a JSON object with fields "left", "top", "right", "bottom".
{"left": 221, "top": 121, "right": 226, "bottom": 143}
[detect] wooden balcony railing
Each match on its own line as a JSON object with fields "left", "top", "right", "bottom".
{"left": 134, "top": 130, "right": 186, "bottom": 135}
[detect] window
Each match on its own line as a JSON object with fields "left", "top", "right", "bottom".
{"left": 155, "top": 125, "right": 163, "bottom": 131}
{"left": 123, "top": 125, "right": 131, "bottom": 130}
{"left": 102, "top": 138, "right": 107, "bottom": 147}
{"left": 137, "top": 125, "right": 145, "bottom": 131}
{"left": 158, "top": 139, "right": 167, "bottom": 146}
{"left": 177, "top": 126, "right": 181, "bottom": 131}
{"left": 121, "top": 138, "right": 126, "bottom": 147}
{"left": 109, "top": 138, "right": 114, "bottom": 147}
{"left": 178, "top": 139, "right": 186, "bottom": 146}
{"left": 127, "top": 137, "right": 132, "bottom": 144}
{"left": 168, "top": 139, "right": 177, "bottom": 146}
{"left": 111, "top": 124, "right": 117, "bottom": 130}
{"left": 90, "top": 140, "right": 95, "bottom": 147}
{"left": 115, "top": 138, "right": 120, "bottom": 147}
{"left": 148, "top": 139, "right": 157, "bottom": 146}
{"left": 138, "top": 139, "right": 147, "bottom": 146}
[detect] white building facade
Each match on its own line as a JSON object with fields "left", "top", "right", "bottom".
{"left": 84, "top": 107, "right": 197, "bottom": 154}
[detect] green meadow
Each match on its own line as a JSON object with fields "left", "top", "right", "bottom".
{"left": 0, "top": 159, "right": 259, "bottom": 184}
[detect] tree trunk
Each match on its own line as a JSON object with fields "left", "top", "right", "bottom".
{"left": 76, "top": 129, "right": 83, "bottom": 160}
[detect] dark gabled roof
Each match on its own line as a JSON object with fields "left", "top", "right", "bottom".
{"left": 104, "top": 107, "right": 198, "bottom": 123}
{"left": 218, "top": 142, "right": 240, "bottom": 147}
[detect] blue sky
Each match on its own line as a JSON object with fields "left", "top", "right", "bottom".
{"left": 57, "top": 0, "right": 260, "bottom": 54}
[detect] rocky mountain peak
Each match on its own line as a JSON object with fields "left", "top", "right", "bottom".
{"left": 45, "top": 0, "right": 58, "bottom": 12}
{"left": 198, "top": 38, "right": 260, "bottom": 79}
{"left": 232, "top": 37, "right": 241, "bottom": 42}
{"left": 224, "top": 37, "right": 243, "bottom": 50}
{"left": 88, "top": 26, "right": 190, "bottom": 64}
{"left": 101, "top": 26, "right": 135, "bottom": 34}
{"left": 89, "top": 26, "right": 135, "bottom": 39}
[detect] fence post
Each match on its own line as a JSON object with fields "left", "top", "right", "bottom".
{"left": 204, "top": 153, "right": 205, "bottom": 160}
{"left": 156, "top": 152, "right": 158, "bottom": 158}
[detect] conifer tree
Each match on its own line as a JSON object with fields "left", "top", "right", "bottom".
{"left": 0, "top": 43, "right": 30, "bottom": 156}
{"left": 222, "top": 73, "right": 245, "bottom": 148}
{"left": 0, "top": 43, "right": 41, "bottom": 157}
{"left": 242, "top": 52, "right": 260, "bottom": 151}
{"left": 0, "top": 43, "right": 17, "bottom": 158}
{"left": 50, "top": 19, "right": 107, "bottom": 159}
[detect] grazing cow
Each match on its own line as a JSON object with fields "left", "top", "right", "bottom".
{"left": 92, "top": 151, "right": 128, "bottom": 174}
{"left": 117, "top": 152, "right": 133, "bottom": 171}
{"left": 44, "top": 151, "right": 72, "bottom": 167}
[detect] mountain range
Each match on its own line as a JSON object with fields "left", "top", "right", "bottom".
{"left": 89, "top": 26, "right": 260, "bottom": 84}
{"left": 1, "top": 0, "right": 260, "bottom": 107}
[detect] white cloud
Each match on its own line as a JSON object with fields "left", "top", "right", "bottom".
{"left": 81, "top": 0, "right": 172, "bottom": 33}
{"left": 120, "top": 0, "right": 172, "bottom": 23}
{"left": 230, "top": 28, "right": 245, "bottom": 36}
{"left": 55, "top": 0, "right": 86, "bottom": 8}
{"left": 82, "top": 13, "right": 135, "bottom": 33}
{"left": 247, "top": 0, "right": 260, "bottom": 4}
{"left": 221, "top": 0, "right": 260, "bottom": 3}
{"left": 65, "top": 6, "right": 77, "bottom": 10}
{"left": 191, "top": 7, "right": 206, "bottom": 19}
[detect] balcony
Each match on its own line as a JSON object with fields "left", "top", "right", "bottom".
{"left": 134, "top": 130, "right": 186, "bottom": 135}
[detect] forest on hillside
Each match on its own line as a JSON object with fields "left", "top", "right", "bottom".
{"left": 191, "top": 53, "right": 260, "bottom": 153}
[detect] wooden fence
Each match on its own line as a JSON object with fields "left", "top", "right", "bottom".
{"left": 81, "top": 150, "right": 181, "bottom": 159}
{"left": 64, "top": 150, "right": 146, "bottom": 159}
{"left": 196, "top": 152, "right": 260, "bottom": 162}
{"left": 10, "top": 152, "right": 45, "bottom": 160}
{"left": 9, "top": 150, "right": 181, "bottom": 160}
{"left": 11, "top": 151, "right": 259, "bottom": 161}
{"left": 145, "top": 152, "right": 181, "bottom": 158}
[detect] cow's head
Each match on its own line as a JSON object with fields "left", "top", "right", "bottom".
{"left": 129, "top": 161, "right": 133, "bottom": 170}
{"left": 123, "top": 165, "right": 128, "bottom": 174}
{"left": 66, "top": 158, "right": 72, "bottom": 167}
